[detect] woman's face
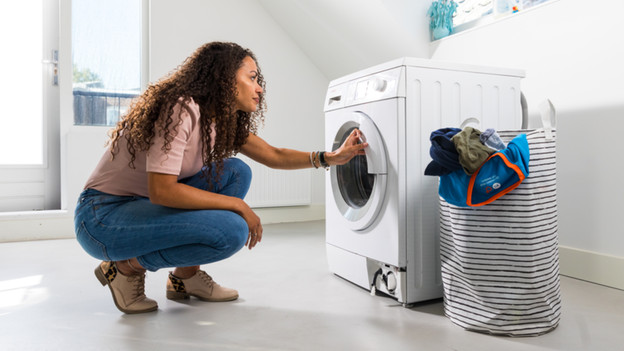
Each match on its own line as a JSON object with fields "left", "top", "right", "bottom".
{"left": 234, "top": 56, "right": 263, "bottom": 113}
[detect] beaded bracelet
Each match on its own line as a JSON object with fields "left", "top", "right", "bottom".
{"left": 309, "top": 151, "right": 317, "bottom": 169}
{"left": 310, "top": 151, "right": 330, "bottom": 170}
{"left": 314, "top": 151, "right": 320, "bottom": 169}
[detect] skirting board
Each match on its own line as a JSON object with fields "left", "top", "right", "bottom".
{"left": 559, "top": 245, "right": 624, "bottom": 290}
{"left": 254, "top": 204, "right": 325, "bottom": 225}
{"left": 0, "top": 210, "right": 74, "bottom": 242}
{"left": 0, "top": 205, "right": 326, "bottom": 243}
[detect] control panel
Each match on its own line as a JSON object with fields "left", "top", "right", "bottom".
{"left": 324, "top": 67, "right": 403, "bottom": 111}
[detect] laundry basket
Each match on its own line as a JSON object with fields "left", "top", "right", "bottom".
{"left": 439, "top": 101, "right": 561, "bottom": 336}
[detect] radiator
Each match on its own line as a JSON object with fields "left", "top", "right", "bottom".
{"left": 236, "top": 156, "right": 311, "bottom": 208}
{"left": 0, "top": 168, "right": 46, "bottom": 212}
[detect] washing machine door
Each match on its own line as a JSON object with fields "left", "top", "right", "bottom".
{"left": 330, "top": 111, "right": 388, "bottom": 231}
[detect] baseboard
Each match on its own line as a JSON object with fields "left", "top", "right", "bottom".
{"left": 254, "top": 203, "right": 325, "bottom": 224}
{"left": 559, "top": 245, "right": 624, "bottom": 290}
{"left": 0, "top": 205, "right": 326, "bottom": 243}
{"left": 0, "top": 210, "right": 75, "bottom": 242}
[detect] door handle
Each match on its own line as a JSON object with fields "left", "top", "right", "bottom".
{"left": 42, "top": 50, "right": 58, "bottom": 86}
{"left": 353, "top": 112, "right": 387, "bottom": 174}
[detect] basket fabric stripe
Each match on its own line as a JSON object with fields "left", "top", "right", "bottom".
{"left": 439, "top": 129, "right": 561, "bottom": 337}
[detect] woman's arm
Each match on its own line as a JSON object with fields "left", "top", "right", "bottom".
{"left": 147, "top": 172, "right": 262, "bottom": 249}
{"left": 239, "top": 130, "right": 367, "bottom": 169}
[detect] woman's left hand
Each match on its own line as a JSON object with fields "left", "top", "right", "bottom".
{"left": 325, "top": 128, "right": 368, "bottom": 166}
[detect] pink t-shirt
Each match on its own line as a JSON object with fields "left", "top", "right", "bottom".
{"left": 84, "top": 98, "right": 215, "bottom": 197}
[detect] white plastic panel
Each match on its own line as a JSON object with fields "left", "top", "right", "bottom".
{"left": 325, "top": 98, "right": 403, "bottom": 266}
{"left": 325, "top": 67, "right": 403, "bottom": 111}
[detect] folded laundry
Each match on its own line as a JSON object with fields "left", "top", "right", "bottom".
{"left": 480, "top": 128, "right": 506, "bottom": 151}
{"left": 451, "top": 127, "right": 495, "bottom": 175}
{"left": 438, "top": 133, "right": 530, "bottom": 207}
{"left": 424, "top": 127, "right": 462, "bottom": 176}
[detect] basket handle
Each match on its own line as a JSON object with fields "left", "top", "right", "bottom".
{"left": 459, "top": 117, "right": 480, "bottom": 129}
{"left": 538, "top": 99, "right": 557, "bottom": 140}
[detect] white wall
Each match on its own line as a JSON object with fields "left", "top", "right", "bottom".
{"left": 430, "top": 0, "right": 624, "bottom": 289}
{"left": 259, "top": 0, "right": 431, "bottom": 80}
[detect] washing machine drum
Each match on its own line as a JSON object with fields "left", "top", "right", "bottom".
{"left": 331, "top": 112, "right": 388, "bottom": 231}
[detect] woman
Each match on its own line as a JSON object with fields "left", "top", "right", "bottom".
{"left": 74, "top": 42, "right": 367, "bottom": 314}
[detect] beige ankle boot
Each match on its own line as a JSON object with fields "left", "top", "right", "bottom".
{"left": 95, "top": 261, "right": 158, "bottom": 314}
{"left": 166, "top": 270, "right": 238, "bottom": 302}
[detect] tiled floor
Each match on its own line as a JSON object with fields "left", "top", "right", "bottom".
{"left": 1, "top": 220, "right": 623, "bottom": 350}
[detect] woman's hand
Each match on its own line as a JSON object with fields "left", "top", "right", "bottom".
{"left": 325, "top": 128, "right": 368, "bottom": 166}
{"left": 236, "top": 199, "right": 263, "bottom": 250}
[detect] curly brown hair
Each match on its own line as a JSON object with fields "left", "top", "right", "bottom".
{"left": 109, "top": 42, "right": 266, "bottom": 183}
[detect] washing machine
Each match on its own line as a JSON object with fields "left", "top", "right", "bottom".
{"left": 324, "top": 57, "right": 525, "bottom": 305}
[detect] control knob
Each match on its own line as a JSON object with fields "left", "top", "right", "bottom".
{"left": 372, "top": 77, "right": 387, "bottom": 92}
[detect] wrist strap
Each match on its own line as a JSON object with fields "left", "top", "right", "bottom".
{"left": 319, "top": 151, "right": 329, "bottom": 169}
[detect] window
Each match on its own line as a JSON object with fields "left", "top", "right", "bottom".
{"left": 453, "top": 0, "right": 555, "bottom": 31}
{"left": 0, "top": 0, "right": 60, "bottom": 212}
{"left": 0, "top": 2, "right": 44, "bottom": 165}
{"left": 72, "top": 0, "right": 142, "bottom": 126}
{"left": 429, "top": 0, "right": 557, "bottom": 41}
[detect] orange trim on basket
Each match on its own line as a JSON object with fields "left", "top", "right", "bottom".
{"left": 466, "top": 153, "right": 525, "bottom": 207}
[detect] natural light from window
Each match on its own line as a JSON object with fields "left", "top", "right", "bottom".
{"left": 0, "top": 2, "right": 44, "bottom": 165}
{"left": 72, "top": 0, "right": 142, "bottom": 126}
{"left": 0, "top": 275, "right": 46, "bottom": 310}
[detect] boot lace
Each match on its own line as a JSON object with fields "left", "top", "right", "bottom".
{"left": 127, "top": 274, "right": 147, "bottom": 301}
{"left": 197, "top": 270, "right": 215, "bottom": 289}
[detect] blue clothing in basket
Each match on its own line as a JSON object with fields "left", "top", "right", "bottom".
{"left": 439, "top": 133, "right": 530, "bottom": 207}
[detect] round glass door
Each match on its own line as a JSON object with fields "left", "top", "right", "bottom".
{"left": 336, "top": 126, "right": 374, "bottom": 209}
{"left": 330, "top": 112, "right": 387, "bottom": 230}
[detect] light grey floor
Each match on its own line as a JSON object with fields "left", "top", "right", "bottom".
{"left": 1, "top": 220, "right": 623, "bottom": 351}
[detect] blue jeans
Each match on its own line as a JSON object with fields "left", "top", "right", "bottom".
{"left": 74, "top": 158, "right": 251, "bottom": 271}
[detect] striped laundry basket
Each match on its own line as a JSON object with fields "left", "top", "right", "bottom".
{"left": 439, "top": 125, "right": 561, "bottom": 336}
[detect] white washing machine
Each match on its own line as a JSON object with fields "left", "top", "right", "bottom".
{"left": 324, "top": 57, "right": 525, "bottom": 305}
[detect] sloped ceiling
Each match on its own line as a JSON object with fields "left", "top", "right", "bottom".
{"left": 258, "top": 0, "right": 431, "bottom": 80}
